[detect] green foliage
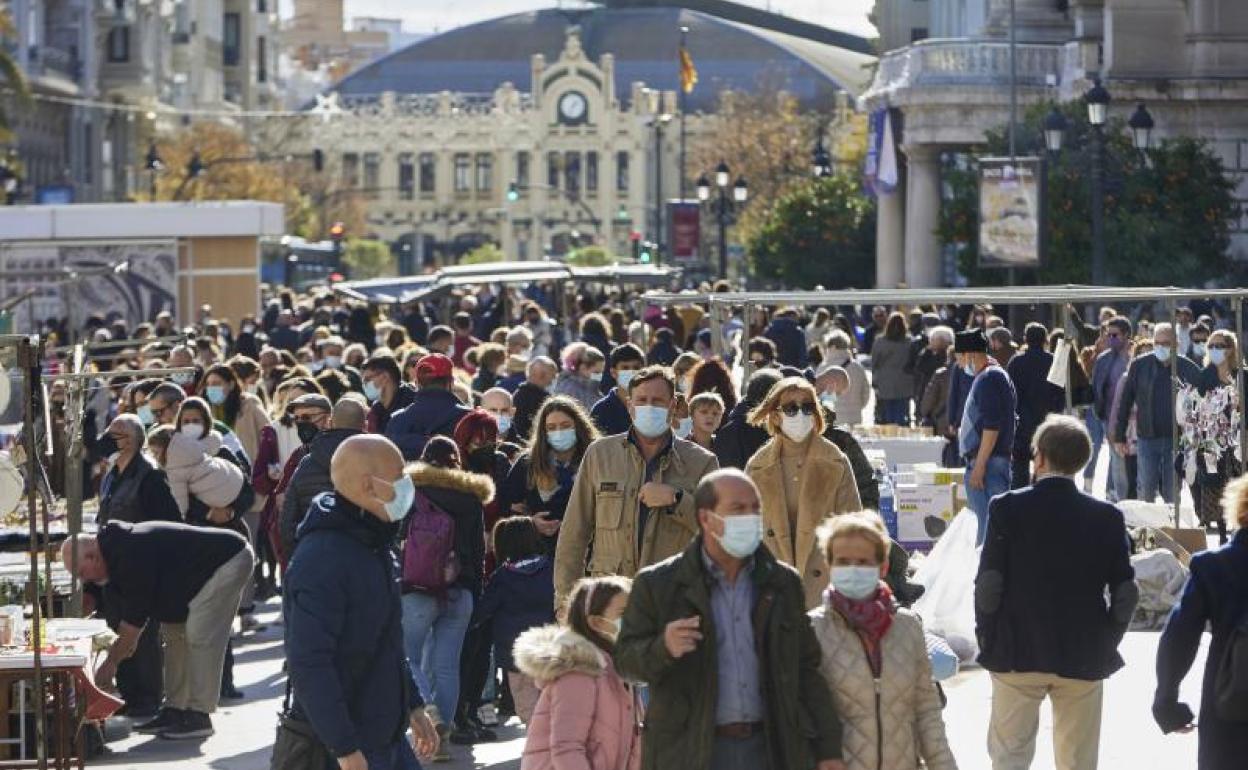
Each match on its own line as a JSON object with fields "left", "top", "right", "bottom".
{"left": 341, "top": 239, "right": 393, "bottom": 280}
{"left": 940, "top": 102, "right": 1240, "bottom": 286}
{"left": 565, "top": 246, "right": 612, "bottom": 267}
{"left": 0, "top": 10, "right": 31, "bottom": 142}
{"left": 462, "top": 243, "right": 506, "bottom": 265}
{"left": 748, "top": 174, "right": 877, "bottom": 289}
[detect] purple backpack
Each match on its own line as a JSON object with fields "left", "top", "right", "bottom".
{"left": 400, "top": 490, "right": 461, "bottom": 596}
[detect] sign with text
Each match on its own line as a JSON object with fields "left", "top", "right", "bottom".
{"left": 666, "top": 200, "right": 701, "bottom": 263}
{"left": 978, "top": 157, "right": 1044, "bottom": 269}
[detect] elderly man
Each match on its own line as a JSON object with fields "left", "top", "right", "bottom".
{"left": 1112, "top": 322, "right": 1200, "bottom": 503}
{"left": 615, "top": 469, "right": 845, "bottom": 770}
{"left": 480, "top": 387, "right": 518, "bottom": 443}
{"left": 63, "top": 521, "right": 254, "bottom": 739}
{"left": 510, "top": 356, "right": 557, "bottom": 444}
{"left": 554, "top": 366, "right": 718, "bottom": 606}
{"left": 957, "top": 329, "right": 1017, "bottom": 545}
{"left": 284, "top": 434, "right": 438, "bottom": 770}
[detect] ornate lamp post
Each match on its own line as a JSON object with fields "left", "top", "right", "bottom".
{"left": 697, "top": 161, "right": 748, "bottom": 277}
{"left": 1084, "top": 79, "right": 1110, "bottom": 285}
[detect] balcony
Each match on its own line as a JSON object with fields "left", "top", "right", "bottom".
{"left": 867, "top": 38, "right": 1063, "bottom": 97}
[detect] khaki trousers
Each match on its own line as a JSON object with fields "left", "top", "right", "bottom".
{"left": 988, "top": 671, "right": 1104, "bottom": 770}
{"left": 161, "top": 547, "right": 255, "bottom": 714}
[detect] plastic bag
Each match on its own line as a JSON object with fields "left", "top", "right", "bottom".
{"left": 1129, "top": 549, "right": 1188, "bottom": 630}
{"left": 1118, "top": 499, "right": 1200, "bottom": 530}
{"left": 1047, "top": 338, "right": 1070, "bottom": 389}
{"left": 925, "top": 631, "right": 960, "bottom": 681}
{"left": 912, "top": 508, "right": 981, "bottom": 662}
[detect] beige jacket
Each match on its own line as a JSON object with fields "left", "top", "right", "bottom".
{"left": 554, "top": 433, "right": 718, "bottom": 607}
{"left": 230, "top": 392, "right": 270, "bottom": 512}
{"left": 810, "top": 605, "right": 957, "bottom": 770}
{"left": 746, "top": 434, "right": 862, "bottom": 609}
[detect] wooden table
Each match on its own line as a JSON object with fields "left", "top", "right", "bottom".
{"left": 0, "top": 650, "right": 88, "bottom": 770}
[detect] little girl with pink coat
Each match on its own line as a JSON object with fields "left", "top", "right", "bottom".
{"left": 514, "top": 576, "right": 641, "bottom": 770}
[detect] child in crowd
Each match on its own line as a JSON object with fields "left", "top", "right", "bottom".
{"left": 473, "top": 516, "right": 556, "bottom": 724}
{"left": 147, "top": 424, "right": 244, "bottom": 516}
{"left": 514, "top": 576, "right": 640, "bottom": 770}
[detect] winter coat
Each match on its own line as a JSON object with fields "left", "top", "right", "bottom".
{"left": 97, "top": 453, "right": 181, "bottom": 526}
{"left": 554, "top": 371, "right": 602, "bottom": 413}
{"left": 1007, "top": 347, "right": 1064, "bottom": 450}
{"left": 164, "top": 431, "right": 244, "bottom": 513}
{"left": 870, "top": 336, "right": 914, "bottom": 401}
{"left": 366, "top": 383, "right": 419, "bottom": 435}
{"left": 838, "top": 359, "right": 871, "bottom": 427}
{"left": 515, "top": 626, "right": 641, "bottom": 770}
{"left": 710, "top": 401, "right": 769, "bottom": 470}
{"left": 1113, "top": 352, "right": 1200, "bottom": 442}
{"left": 919, "top": 366, "right": 952, "bottom": 435}
{"left": 284, "top": 493, "right": 424, "bottom": 757}
{"left": 554, "top": 434, "right": 719, "bottom": 606}
{"left": 474, "top": 555, "right": 556, "bottom": 672}
{"left": 403, "top": 462, "right": 492, "bottom": 596}
{"left": 614, "top": 538, "right": 844, "bottom": 770}
{"left": 763, "top": 316, "right": 808, "bottom": 368}
{"left": 1154, "top": 529, "right": 1248, "bottom": 769}
{"left": 746, "top": 434, "right": 863, "bottom": 609}
{"left": 384, "top": 387, "right": 472, "bottom": 461}
{"left": 279, "top": 428, "right": 361, "bottom": 558}
{"left": 811, "top": 604, "right": 957, "bottom": 770}
{"left": 227, "top": 392, "right": 270, "bottom": 469}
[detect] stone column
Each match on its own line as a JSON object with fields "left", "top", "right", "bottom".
{"left": 875, "top": 182, "right": 905, "bottom": 289}
{"left": 902, "top": 144, "right": 943, "bottom": 288}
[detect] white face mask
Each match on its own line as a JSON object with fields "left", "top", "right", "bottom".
{"left": 780, "top": 412, "right": 814, "bottom": 443}
{"left": 181, "top": 422, "right": 206, "bottom": 440}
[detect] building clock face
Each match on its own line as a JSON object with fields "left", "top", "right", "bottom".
{"left": 559, "top": 91, "right": 588, "bottom": 123}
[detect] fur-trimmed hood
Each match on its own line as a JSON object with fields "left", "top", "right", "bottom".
{"left": 406, "top": 461, "right": 494, "bottom": 504}
{"left": 513, "top": 625, "right": 606, "bottom": 684}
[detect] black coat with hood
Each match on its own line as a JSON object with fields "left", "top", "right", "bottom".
{"left": 280, "top": 428, "right": 362, "bottom": 558}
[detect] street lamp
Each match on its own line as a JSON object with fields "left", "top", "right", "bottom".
{"left": 1084, "top": 79, "right": 1110, "bottom": 285}
{"left": 698, "top": 162, "right": 748, "bottom": 278}
{"left": 1043, "top": 106, "right": 1067, "bottom": 153}
{"left": 1128, "top": 103, "right": 1154, "bottom": 152}
{"left": 812, "top": 135, "right": 832, "bottom": 178}
{"left": 644, "top": 89, "right": 673, "bottom": 264}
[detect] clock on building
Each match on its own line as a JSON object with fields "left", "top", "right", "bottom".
{"left": 558, "top": 91, "right": 588, "bottom": 124}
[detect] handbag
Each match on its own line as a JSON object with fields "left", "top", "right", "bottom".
{"left": 1214, "top": 607, "right": 1248, "bottom": 722}
{"left": 271, "top": 573, "right": 403, "bottom": 770}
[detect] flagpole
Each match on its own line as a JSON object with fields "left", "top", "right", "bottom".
{"left": 679, "top": 25, "right": 689, "bottom": 202}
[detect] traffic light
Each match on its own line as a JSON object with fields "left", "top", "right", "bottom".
{"left": 328, "top": 221, "right": 345, "bottom": 257}
{"left": 312, "top": 148, "right": 325, "bottom": 173}
{"left": 629, "top": 230, "right": 641, "bottom": 261}
{"left": 506, "top": 182, "right": 519, "bottom": 202}
{"left": 638, "top": 240, "right": 653, "bottom": 264}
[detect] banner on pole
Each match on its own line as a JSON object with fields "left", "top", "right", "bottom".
{"left": 978, "top": 157, "right": 1044, "bottom": 269}
{"left": 667, "top": 200, "right": 701, "bottom": 263}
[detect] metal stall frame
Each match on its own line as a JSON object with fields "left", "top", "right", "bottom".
{"left": 643, "top": 286, "right": 1248, "bottom": 528}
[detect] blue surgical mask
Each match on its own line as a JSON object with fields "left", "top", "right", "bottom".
{"left": 375, "top": 474, "right": 415, "bottom": 522}
{"left": 547, "top": 428, "right": 577, "bottom": 452}
{"left": 962, "top": 362, "right": 977, "bottom": 377}
{"left": 363, "top": 380, "right": 381, "bottom": 401}
{"left": 1211, "top": 348, "right": 1227, "bottom": 366}
{"left": 171, "top": 371, "right": 194, "bottom": 386}
{"left": 136, "top": 404, "right": 155, "bottom": 426}
{"left": 712, "top": 513, "right": 763, "bottom": 559}
{"left": 590, "top": 371, "right": 603, "bottom": 383}
{"left": 616, "top": 370, "right": 637, "bottom": 390}
{"left": 632, "top": 405, "right": 670, "bottom": 438}
{"left": 1154, "top": 345, "right": 1171, "bottom": 363}
{"left": 831, "top": 565, "right": 881, "bottom": 601}
{"left": 495, "top": 413, "right": 513, "bottom": 435}
{"left": 1193, "top": 342, "right": 1207, "bottom": 358}
{"left": 675, "top": 416, "right": 693, "bottom": 439}
{"left": 205, "top": 385, "right": 227, "bottom": 405}
{"left": 323, "top": 355, "right": 342, "bottom": 370}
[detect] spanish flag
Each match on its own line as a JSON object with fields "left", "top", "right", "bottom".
{"left": 679, "top": 45, "right": 698, "bottom": 94}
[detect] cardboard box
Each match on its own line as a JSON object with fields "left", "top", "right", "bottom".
{"left": 910, "top": 464, "right": 963, "bottom": 487}
{"left": 1158, "top": 527, "right": 1208, "bottom": 565}
{"left": 895, "top": 482, "right": 960, "bottom": 551}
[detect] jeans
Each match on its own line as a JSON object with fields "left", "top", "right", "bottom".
{"left": 879, "top": 398, "right": 910, "bottom": 426}
{"left": 965, "top": 455, "right": 1011, "bottom": 546}
{"left": 1083, "top": 410, "right": 1104, "bottom": 483}
{"left": 361, "top": 740, "right": 422, "bottom": 770}
{"left": 1108, "top": 449, "right": 1128, "bottom": 502}
{"left": 401, "top": 589, "right": 474, "bottom": 725}
{"left": 1136, "top": 436, "right": 1175, "bottom": 503}
{"left": 710, "top": 732, "right": 769, "bottom": 770}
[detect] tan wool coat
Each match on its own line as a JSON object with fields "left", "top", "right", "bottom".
{"left": 746, "top": 434, "right": 862, "bottom": 609}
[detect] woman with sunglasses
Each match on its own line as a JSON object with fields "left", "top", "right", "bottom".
{"left": 1189, "top": 330, "right": 1243, "bottom": 544}
{"left": 745, "top": 376, "right": 863, "bottom": 609}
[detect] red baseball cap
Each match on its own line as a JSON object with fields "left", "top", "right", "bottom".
{"left": 416, "top": 353, "right": 454, "bottom": 380}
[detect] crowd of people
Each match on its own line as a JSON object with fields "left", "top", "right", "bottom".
{"left": 39, "top": 285, "right": 1248, "bottom": 770}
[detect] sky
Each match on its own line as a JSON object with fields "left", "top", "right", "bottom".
{"left": 330, "top": 0, "right": 878, "bottom": 38}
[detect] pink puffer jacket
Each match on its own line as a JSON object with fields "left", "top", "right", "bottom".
{"left": 514, "top": 625, "right": 641, "bottom": 770}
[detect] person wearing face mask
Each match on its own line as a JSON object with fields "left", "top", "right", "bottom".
{"left": 822, "top": 330, "right": 869, "bottom": 426}
{"left": 479, "top": 387, "right": 519, "bottom": 445}
{"left": 1184, "top": 329, "right": 1242, "bottom": 543}
{"left": 1112, "top": 322, "right": 1200, "bottom": 505}
{"left": 398, "top": 436, "right": 490, "bottom": 762}
{"left": 362, "top": 354, "right": 418, "bottom": 435}
{"left": 1006, "top": 323, "right": 1064, "bottom": 489}
{"left": 514, "top": 576, "right": 639, "bottom": 770}
{"left": 744, "top": 377, "right": 862, "bottom": 609}
{"left": 279, "top": 396, "right": 364, "bottom": 560}
{"left": 955, "top": 329, "right": 1017, "bottom": 546}
{"left": 615, "top": 469, "right": 847, "bottom": 770}
{"left": 1090, "top": 316, "right": 1133, "bottom": 500}
{"left": 811, "top": 511, "right": 956, "bottom": 770}
{"left": 1186, "top": 322, "right": 1211, "bottom": 365}
{"left": 282, "top": 434, "right": 440, "bottom": 770}
{"left": 555, "top": 366, "right": 718, "bottom": 608}
{"left": 590, "top": 344, "right": 646, "bottom": 436}
{"left": 553, "top": 342, "right": 607, "bottom": 413}
{"left": 199, "top": 364, "right": 266, "bottom": 467}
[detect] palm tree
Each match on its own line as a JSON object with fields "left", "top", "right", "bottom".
{"left": 0, "top": 9, "right": 31, "bottom": 142}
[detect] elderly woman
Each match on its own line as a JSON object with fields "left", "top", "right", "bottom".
{"left": 825, "top": 329, "right": 869, "bottom": 426}
{"left": 553, "top": 341, "right": 606, "bottom": 412}
{"left": 810, "top": 511, "right": 957, "bottom": 770}
{"left": 745, "top": 376, "right": 862, "bottom": 608}
{"left": 1154, "top": 473, "right": 1248, "bottom": 768}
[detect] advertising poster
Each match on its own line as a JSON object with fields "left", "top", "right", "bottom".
{"left": 978, "top": 157, "right": 1043, "bottom": 268}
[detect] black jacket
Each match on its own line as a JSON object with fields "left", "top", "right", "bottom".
{"left": 403, "top": 463, "right": 491, "bottom": 596}
{"left": 823, "top": 420, "right": 880, "bottom": 509}
{"left": 510, "top": 382, "right": 550, "bottom": 445}
{"left": 280, "top": 428, "right": 361, "bottom": 558}
{"left": 98, "top": 454, "right": 181, "bottom": 526}
{"left": 763, "top": 317, "right": 808, "bottom": 368}
{"left": 975, "top": 476, "right": 1137, "bottom": 680}
{"left": 1113, "top": 353, "right": 1200, "bottom": 442}
{"left": 367, "top": 383, "right": 418, "bottom": 435}
{"left": 711, "top": 401, "right": 769, "bottom": 470}
{"left": 1006, "top": 347, "right": 1064, "bottom": 449}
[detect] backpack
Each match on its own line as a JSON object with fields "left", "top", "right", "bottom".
{"left": 400, "top": 490, "right": 461, "bottom": 596}
{"left": 1214, "top": 607, "right": 1248, "bottom": 721}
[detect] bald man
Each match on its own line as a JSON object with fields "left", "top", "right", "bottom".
{"left": 62, "top": 520, "right": 253, "bottom": 739}
{"left": 283, "top": 434, "right": 438, "bottom": 770}
{"left": 279, "top": 396, "right": 367, "bottom": 557}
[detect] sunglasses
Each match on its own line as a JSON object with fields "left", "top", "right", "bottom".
{"left": 780, "top": 402, "right": 816, "bottom": 417}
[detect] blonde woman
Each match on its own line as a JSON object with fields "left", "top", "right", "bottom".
{"left": 745, "top": 376, "right": 862, "bottom": 608}
{"left": 810, "top": 512, "right": 956, "bottom": 770}
{"left": 1192, "top": 329, "right": 1242, "bottom": 543}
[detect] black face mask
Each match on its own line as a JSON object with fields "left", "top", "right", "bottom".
{"left": 296, "top": 421, "right": 321, "bottom": 446}
{"left": 97, "top": 433, "right": 119, "bottom": 456}
{"left": 467, "top": 445, "right": 497, "bottom": 471}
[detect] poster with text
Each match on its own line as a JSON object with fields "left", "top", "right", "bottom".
{"left": 978, "top": 157, "right": 1043, "bottom": 268}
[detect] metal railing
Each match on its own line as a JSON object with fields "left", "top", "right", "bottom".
{"left": 871, "top": 38, "right": 1063, "bottom": 93}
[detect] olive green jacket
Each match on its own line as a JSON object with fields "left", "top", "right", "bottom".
{"left": 615, "top": 538, "right": 843, "bottom": 770}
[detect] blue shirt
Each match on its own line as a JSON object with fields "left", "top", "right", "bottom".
{"left": 958, "top": 364, "right": 1017, "bottom": 459}
{"left": 701, "top": 549, "right": 763, "bottom": 725}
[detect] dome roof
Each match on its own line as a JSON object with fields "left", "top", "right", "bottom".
{"left": 330, "top": 6, "right": 875, "bottom": 110}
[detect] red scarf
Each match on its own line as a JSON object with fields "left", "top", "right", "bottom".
{"left": 826, "top": 583, "right": 896, "bottom": 675}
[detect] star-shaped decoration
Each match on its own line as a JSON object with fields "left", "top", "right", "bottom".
{"left": 312, "top": 92, "right": 343, "bottom": 123}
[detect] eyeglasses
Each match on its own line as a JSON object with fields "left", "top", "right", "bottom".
{"left": 780, "top": 402, "right": 816, "bottom": 417}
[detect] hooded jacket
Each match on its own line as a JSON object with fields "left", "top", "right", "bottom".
{"left": 385, "top": 387, "right": 472, "bottom": 461}
{"left": 279, "top": 428, "right": 362, "bottom": 558}
{"left": 475, "top": 555, "right": 556, "bottom": 671}
{"left": 514, "top": 625, "right": 641, "bottom": 770}
{"left": 403, "top": 462, "right": 492, "bottom": 595}
{"left": 284, "top": 493, "right": 423, "bottom": 757}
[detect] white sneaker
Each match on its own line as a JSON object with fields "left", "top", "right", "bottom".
{"left": 477, "top": 703, "right": 499, "bottom": 727}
